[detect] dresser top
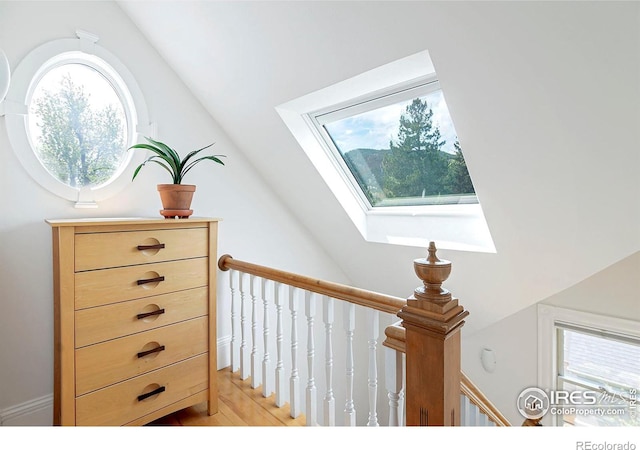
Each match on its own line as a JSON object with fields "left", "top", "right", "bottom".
{"left": 46, "top": 217, "right": 221, "bottom": 227}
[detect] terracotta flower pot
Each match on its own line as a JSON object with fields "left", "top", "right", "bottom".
{"left": 157, "top": 184, "right": 196, "bottom": 218}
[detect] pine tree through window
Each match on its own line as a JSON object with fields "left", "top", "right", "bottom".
{"left": 317, "top": 81, "right": 476, "bottom": 208}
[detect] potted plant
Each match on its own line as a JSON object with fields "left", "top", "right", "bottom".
{"left": 129, "top": 136, "right": 225, "bottom": 218}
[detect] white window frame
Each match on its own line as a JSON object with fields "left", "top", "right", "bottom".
{"left": 537, "top": 304, "right": 640, "bottom": 426}
{"left": 276, "top": 50, "right": 495, "bottom": 253}
{"left": 0, "top": 30, "right": 153, "bottom": 207}
{"left": 311, "top": 77, "right": 479, "bottom": 210}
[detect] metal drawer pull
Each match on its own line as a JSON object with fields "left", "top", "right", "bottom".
{"left": 137, "top": 276, "right": 165, "bottom": 285}
{"left": 137, "top": 386, "right": 165, "bottom": 402}
{"left": 136, "top": 308, "right": 165, "bottom": 320}
{"left": 137, "top": 243, "right": 165, "bottom": 251}
{"left": 137, "top": 345, "right": 166, "bottom": 358}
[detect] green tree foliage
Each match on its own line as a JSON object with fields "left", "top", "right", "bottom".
{"left": 32, "top": 74, "right": 125, "bottom": 187}
{"left": 444, "top": 140, "right": 475, "bottom": 194}
{"left": 380, "top": 98, "right": 474, "bottom": 202}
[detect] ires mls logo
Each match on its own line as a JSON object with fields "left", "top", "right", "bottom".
{"left": 517, "top": 387, "right": 599, "bottom": 419}
{"left": 517, "top": 387, "right": 633, "bottom": 422}
{"left": 517, "top": 387, "right": 550, "bottom": 419}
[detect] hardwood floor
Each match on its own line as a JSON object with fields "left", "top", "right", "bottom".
{"left": 148, "top": 367, "right": 306, "bottom": 426}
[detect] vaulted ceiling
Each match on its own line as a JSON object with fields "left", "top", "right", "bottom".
{"left": 118, "top": 1, "right": 640, "bottom": 333}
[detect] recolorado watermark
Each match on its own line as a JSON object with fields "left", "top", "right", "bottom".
{"left": 575, "top": 442, "right": 636, "bottom": 450}
{"left": 517, "top": 387, "right": 636, "bottom": 422}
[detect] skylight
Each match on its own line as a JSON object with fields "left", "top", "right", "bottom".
{"left": 313, "top": 80, "right": 477, "bottom": 209}
{"left": 276, "top": 50, "right": 496, "bottom": 253}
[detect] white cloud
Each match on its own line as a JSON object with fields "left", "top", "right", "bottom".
{"left": 325, "top": 90, "right": 459, "bottom": 154}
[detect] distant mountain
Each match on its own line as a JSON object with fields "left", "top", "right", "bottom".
{"left": 341, "top": 147, "right": 470, "bottom": 205}
{"left": 342, "top": 148, "right": 388, "bottom": 189}
{"left": 343, "top": 147, "right": 456, "bottom": 187}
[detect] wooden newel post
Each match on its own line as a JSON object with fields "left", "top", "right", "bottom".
{"left": 398, "top": 242, "right": 469, "bottom": 426}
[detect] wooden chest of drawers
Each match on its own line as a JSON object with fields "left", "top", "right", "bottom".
{"left": 46, "top": 217, "right": 219, "bottom": 426}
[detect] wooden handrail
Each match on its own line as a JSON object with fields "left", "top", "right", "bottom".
{"left": 218, "top": 254, "right": 406, "bottom": 315}
{"left": 383, "top": 323, "right": 511, "bottom": 426}
{"left": 460, "top": 373, "right": 512, "bottom": 427}
{"left": 219, "top": 251, "right": 509, "bottom": 427}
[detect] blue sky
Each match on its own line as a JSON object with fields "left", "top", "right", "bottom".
{"left": 324, "top": 90, "right": 459, "bottom": 155}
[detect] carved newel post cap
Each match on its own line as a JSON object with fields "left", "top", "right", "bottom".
{"left": 413, "top": 242, "right": 452, "bottom": 303}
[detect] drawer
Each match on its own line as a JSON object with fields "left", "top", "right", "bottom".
{"left": 75, "top": 287, "right": 208, "bottom": 348}
{"left": 76, "top": 316, "right": 208, "bottom": 395}
{"left": 75, "top": 257, "right": 208, "bottom": 310}
{"left": 75, "top": 227, "right": 208, "bottom": 271}
{"left": 76, "top": 353, "right": 208, "bottom": 426}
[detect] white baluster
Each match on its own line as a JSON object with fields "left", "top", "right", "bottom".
{"left": 323, "top": 296, "right": 335, "bottom": 426}
{"left": 250, "top": 275, "right": 259, "bottom": 389}
{"left": 385, "top": 346, "right": 404, "bottom": 426}
{"left": 275, "top": 282, "right": 285, "bottom": 407}
{"left": 289, "top": 286, "right": 301, "bottom": 418}
{"left": 400, "top": 351, "right": 406, "bottom": 426}
{"left": 472, "top": 402, "right": 480, "bottom": 426}
{"left": 465, "top": 396, "right": 480, "bottom": 427}
{"left": 305, "top": 291, "right": 317, "bottom": 426}
{"left": 366, "top": 309, "right": 379, "bottom": 426}
{"left": 461, "top": 394, "right": 473, "bottom": 426}
{"left": 261, "top": 278, "right": 272, "bottom": 398}
{"left": 239, "top": 272, "right": 249, "bottom": 380}
{"left": 229, "top": 269, "right": 238, "bottom": 373}
{"left": 344, "top": 302, "right": 356, "bottom": 426}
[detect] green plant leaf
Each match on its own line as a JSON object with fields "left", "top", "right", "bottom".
{"left": 128, "top": 137, "right": 225, "bottom": 184}
{"left": 147, "top": 157, "right": 175, "bottom": 180}
{"left": 181, "top": 143, "right": 215, "bottom": 167}
{"left": 131, "top": 155, "right": 175, "bottom": 181}
{"left": 181, "top": 155, "right": 226, "bottom": 180}
{"left": 145, "top": 137, "right": 181, "bottom": 175}
{"left": 130, "top": 138, "right": 180, "bottom": 181}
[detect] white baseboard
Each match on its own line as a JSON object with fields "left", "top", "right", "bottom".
{"left": 1, "top": 337, "right": 231, "bottom": 426}
{"left": 217, "top": 334, "right": 231, "bottom": 370}
{"left": 0, "top": 394, "right": 53, "bottom": 426}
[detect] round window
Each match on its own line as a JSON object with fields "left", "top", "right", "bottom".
{"left": 3, "top": 31, "right": 150, "bottom": 206}
{"left": 28, "top": 61, "right": 130, "bottom": 189}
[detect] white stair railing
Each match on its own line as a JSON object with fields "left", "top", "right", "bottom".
{"left": 384, "top": 345, "right": 405, "bottom": 426}
{"left": 261, "top": 277, "right": 272, "bottom": 397}
{"left": 250, "top": 275, "right": 260, "bottom": 388}
{"left": 343, "top": 301, "right": 356, "bottom": 426}
{"left": 219, "top": 255, "right": 404, "bottom": 426}
{"left": 275, "top": 282, "right": 285, "bottom": 408}
{"left": 323, "top": 295, "right": 335, "bottom": 426}
{"left": 218, "top": 254, "right": 509, "bottom": 427}
{"left": 239, "top": 272, "right": 249, "bottom": 380}
{"left": 289, "top": 286, "right": 301, "bottom": 418}
{"left": 366, "top": 308, "right": 379, "bottom": 426}
{"left": 305, "top": 291, "right": 317, "bottom": 426}
{"left": 229, "top": 269, "right": 239, "bottom": 373}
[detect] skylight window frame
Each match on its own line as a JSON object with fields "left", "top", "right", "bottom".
{"left": 308, "top": 75, "right": 477, "bottom": 212}
{"left": 276, "top": 49, "right": 496, "bottom": 253}
{"left": 313, "top": 75, "right": 439, "bottom": 126}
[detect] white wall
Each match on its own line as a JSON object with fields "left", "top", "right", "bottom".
{"left": 120, "top": 0, "right": 640, "bottom": 337}
{"left": 541, "top": 252, "right": 640, "bottom": 321}
{"left": 461, "top": 252, "right": 640, "bottom": 426}
{"left": 2, "top": 1, "right": 638, "bottom": 427}
{"left": 461, "top": 305, "right": 538, "bottom": 426}
{"left": 0, "top": 1, "right": 348, "bottom": 424}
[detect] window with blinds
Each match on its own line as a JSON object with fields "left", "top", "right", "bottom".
{"left": 556, "top": 323, "right": 640, "bottom": 426}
